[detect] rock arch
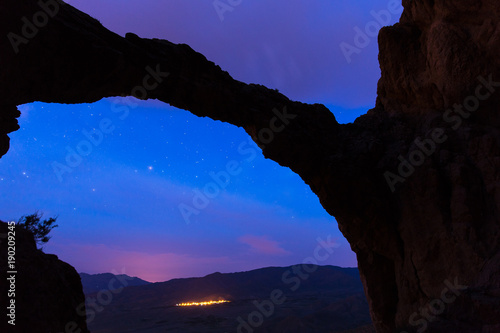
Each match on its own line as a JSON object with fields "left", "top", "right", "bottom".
{"left": 1, "top": 1, "right": 499, "bottom": 331}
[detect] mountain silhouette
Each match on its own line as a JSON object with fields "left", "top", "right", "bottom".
{"left": 79, "top": 272, "right": 151, "bottom": 294}
{"left": 84, "top": 265, "right": 373, "bottom": 333}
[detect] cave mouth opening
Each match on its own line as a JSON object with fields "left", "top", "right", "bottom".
{"left": 2, "top": 97, "right": 356, "bottom": 283}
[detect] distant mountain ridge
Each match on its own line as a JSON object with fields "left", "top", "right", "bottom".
{"left": 86, "top": 264, "right": 374, "bottom": 333}
{"left": 150, "top": 265, "right": 364, "bottom": 302}
{"left": 79, "top": 272, "right": 150, "bottom": 295}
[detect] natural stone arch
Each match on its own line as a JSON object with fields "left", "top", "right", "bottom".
{"left": 1, "top": 1, "right": 500, "bottom": 332}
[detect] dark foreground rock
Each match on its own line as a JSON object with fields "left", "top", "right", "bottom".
{"left": 0, "top": 221, "right": 88, "bottom": 333}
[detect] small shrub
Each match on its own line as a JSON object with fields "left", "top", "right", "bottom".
{"left": 17, "top": 211, "right": 58, "bottom": 247}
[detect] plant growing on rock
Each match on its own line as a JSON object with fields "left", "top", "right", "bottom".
{"left": 17, "top": 211, "right": 58, "bottom": 247}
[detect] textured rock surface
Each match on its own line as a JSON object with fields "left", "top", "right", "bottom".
{"left": 0, "top": 221, "right": 89, "bottom": 333}
{"left": 1, "top": 0, "right": 499, "bottom": 332}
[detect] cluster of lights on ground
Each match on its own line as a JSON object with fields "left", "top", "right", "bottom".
{"left": 175, "top": 300, "right": 230, "bottom": 307}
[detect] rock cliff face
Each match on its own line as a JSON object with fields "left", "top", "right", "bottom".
{"left": 0, "top": 221, "right": 89, "bottom": 333}
{"left": 1, "top": 0, "right": 499, "bottom": 332}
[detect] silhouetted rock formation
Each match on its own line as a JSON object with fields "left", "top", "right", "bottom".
{"left": 0, "top": 221, "right": 88, "bottom": 333}
{"left": 1, "top": 0, "right": 499, "bottom": 332}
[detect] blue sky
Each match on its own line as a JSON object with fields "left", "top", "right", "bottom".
{"left": 0, "top": 0, "right": 403, "bottom": 282}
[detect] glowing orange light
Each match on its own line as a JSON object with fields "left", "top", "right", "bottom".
{"left": 175, "top": 300, "right": 230, "bottom": 307}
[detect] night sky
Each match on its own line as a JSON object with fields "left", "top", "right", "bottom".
{"left": 0, "top": 0, "right": 402, "bottom": 282}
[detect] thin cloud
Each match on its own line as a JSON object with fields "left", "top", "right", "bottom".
{"left": 238, "top": 235, "right": 291, "bottom": 256}
{"left": 46, "top": 242, "right": 233, "bottom": 282}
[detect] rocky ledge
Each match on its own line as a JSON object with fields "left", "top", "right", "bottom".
{"left": 0, "top": 221, "right": 88, "bottom": 333}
